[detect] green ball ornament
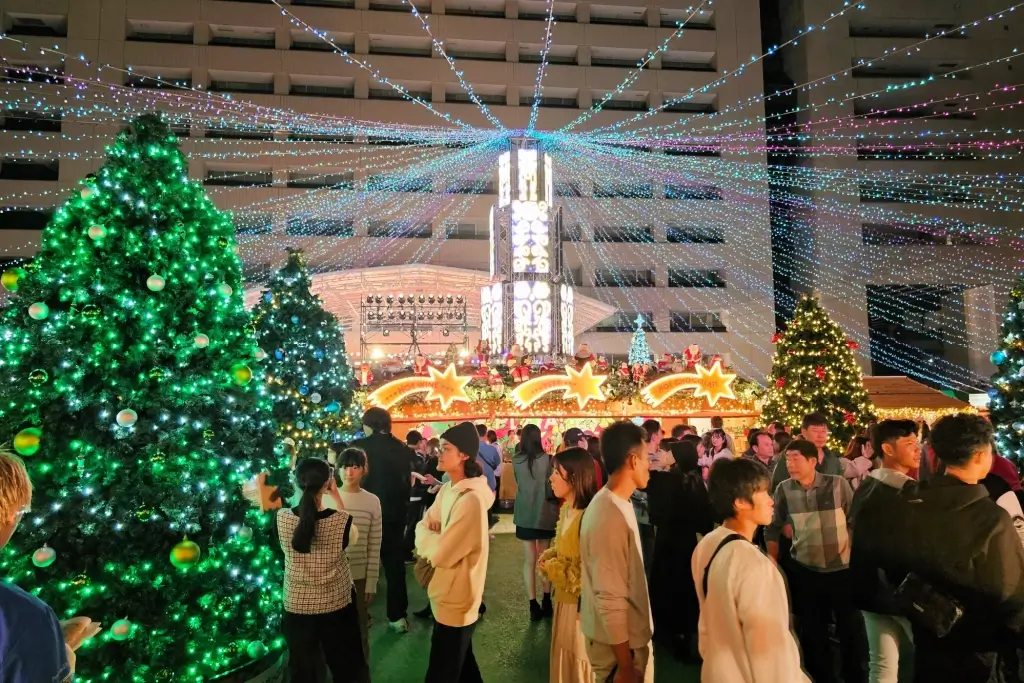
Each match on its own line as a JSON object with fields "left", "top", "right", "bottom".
{"left": 110, "top": 618, "right": 134, "bottom": 641}
{"left": 1, "top": 268, "right": 25, "bottom": 292}
{"left": 29, "top": 369, "right": 48, "bottom": 386}
{"left": 246, "top": 641, "right": 267, "bottom": 660}
{"left": 87, "top": 224, "right": 106, "bottom": 240}
{"left": 216, "top": 283, "right": 233, "bottom": 297}
{"left": 13, "top": 428, "right": 41, "bottom": 456}
{"left": 28, "top": 303, "right": 49, "bottom": 320}
{"left": 230, "top": 363, "right": 253, "bottom": 386}
{"left": 237, "top": 525, "right": 254, "bottom": 542}
{"left": 32, "top": 544, "right": 56, "bottom": 568}
{"left": 146, "top": 275, "right": 166, "bottom": 292}
{"left": 170, "top": 537, "right": 201, "bottom": 569}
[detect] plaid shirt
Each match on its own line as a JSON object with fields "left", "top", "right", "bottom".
{"left": 742, "top": 452, "right": 779, "bottom": 475}
{"left": 766, "top": 472, "right": 853, "bottom": 572}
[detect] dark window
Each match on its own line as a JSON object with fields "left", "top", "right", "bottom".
{"left": 521, "top": 51, "right": 575, "bottom": 64}
{"left": 288, "top": 132, "right": 354, "bottom": 143}
{"left": 208, "top": 80, "right": 274, "bottom": 94}
{"left": 594, "top": 269, "right": 655, "bottom": 287}
{"left": 366, "top": 175, "right": 433, "bottom": 192}
{"left": 665, "top": 184, "right": 722, "bottom": 200}
{"left": 666, "top": 225, "right": 725, "bottom": 243}
{"left": 1, "top": 112, "right": 60, "bottom": 132}
{"left": 8, "top": 16, "right": 66, "bottom": 37}
{"left": 3, "top": 65, "right": 64, "bottom": 84}
{"left": 562, "top": 224, "right": 583, "bottom": 241}
{"left": 290, "top": 84, "right": 355, "bottom": 98}
{"left": 128, "top": 28, "right": 194, "bottom": 44}
{"left": 665, "top": 145, "right": 720, "bottom": 157}
{"left": 663, "top": 100, "right": 715, "bottom": 113}
{"left": 444, "top": 180, "right": 495, "bottom": 194}
{"left": 447, "top": 7, "right": 506, "bottom": 17}
{"left": 204, "top": 129, "right": 274, "bottom": 140}
{"left": 0, "top": 208, "right": 52, "bottom": 230}
{"left": 368, "top": 88, "right": 432, "bottom": 101}
{"left": 519, "top": 11, "right": 576, "bottom": 21}
{"left": 661, "top": 59, "right": 715, "bottom": 72}
{"left": 204, "top": 170, "right": 272, "bottom": 187}
{"left": 857, "top": 146, "right": 977, "bottom": 161}
{"left": 287, "top": 173, "right": 354, "bottom": 189}
{"left": 366, "top": 136, "right": 421, "bottom": 146}
{"left": 595, "top": 312, "right": 655, "bottom": 332}
{"left": 670, "top": 311, "right": 726, "bottom": 332}
{"left": 590, "top": 14, "right": 645, "bottom": 26}
{"left": 594, "top": 182, "right": 653, "bottom": 198}
{"left": 210, "top": 34, "right": 276, "bottom": 49}
{"left": 446, "top": 49, "right": 505, "bottom": 62}
{"left": 555, "top": 182, "right": 582, "bottom": 197}
{"left": 593, "top": 226, "right": 654, "bottom": 243}
{"left": 286, "top": 216, "right": 355, "bottom": 237}
{"left": 445, "top": 223, "right": 488, "bottom": 239}
{"left": 367, "top": 221, "right": 432, "bottom": 238}
{"left": 125, "top": 73, "right": 189, "bottom": 89}
{"left": 293, "top": 0, "right": 356, "bottom": 6}
{"left": 562, "top": 267, "right": 583, "bottom": 285}
{"left": 537, "top": 96, "right": 577, "bottom": 108}
{"left": 368, "top": 45, "right": 431, "bottom": 57}
{"left": 861, "top": 223, "right": 985, "bottom": 246}
{"left": 859, "top": 182, "right": 975, "bottom": 204}
{"left": 601, "top": 99, "right": 647, "bottom": 111}
{"left": 292, "top": 37, "right": 354, "bottom": 52}
{"left": 592, "top": 57, "right": 642, "bottom": 68}
{"left": 0, "top": 160, "right": 58, "bottom": 181}
{"left": 235, "top": 213, "right": 273, "bottom": 235}
{"left": 447, "top": 91, "right": 506, "bottom": 105}
{"left": 667, "top": 269, "right": 725, "bottom": 288}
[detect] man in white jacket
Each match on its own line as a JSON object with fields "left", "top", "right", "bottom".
{"left": 692, "top": 457, "right": 809, "bottom": 683}
{"left": 415, "top": 422, "right": 495, "bottom": 683}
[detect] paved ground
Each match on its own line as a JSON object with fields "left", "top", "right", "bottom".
{"left": 365, "top": 515, "right": 701, "bottom": 682}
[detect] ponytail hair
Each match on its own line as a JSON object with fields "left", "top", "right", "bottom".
{"left": 292, "top": 458, "right": 330, "bottom": 553}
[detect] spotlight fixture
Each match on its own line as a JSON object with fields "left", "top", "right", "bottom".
{"left": 386, "top": 295, "right": 393, "bottom": 304}
{"left": 455, "top": 311, "right": 463, "bottom": 320}
{"left": 375, "top": 294, "right": 382, "bottom": 303}
{"left": 398, "top": 295, "right": 405, "bottom": 304}
{"left": 446, "top": 295, "right": 454, "bottom": 304}
{"left": 428, "top": 295, "right": 435, "bottom": 304}
{"left": 399, "top": 311, "right": 407, "bottom": 320}
{"left": 365, "top": 295, "right": 373, "bottom": 304}
{"left": 388, "top": 312, "right": 395, "bottom": 319}
{"left": 456, "top": 295, "right": 464, "bottom": 304}
{"left": 418, "top": 295, "right": 425, "bottom": 304}
{"left": 442, "top": 328, "right": 450, "bottom": 337}
{"left": 382, "top": 329, "right": 390, "bottom": 337}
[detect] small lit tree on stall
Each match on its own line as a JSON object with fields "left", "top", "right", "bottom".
{"left": 0, "top": 115, "right": 284, "bottom": 682}
{"left": 989, "top": 280, "right": 1024, "bottom": 465}
{"left": 627, "top": 314, "right": 652, "bottom": 366}
{"left": 761, "top": 295, "right": 876, "bottom": 448}
{"left": 250, "top": 249, "right": 358, "bottom": 455}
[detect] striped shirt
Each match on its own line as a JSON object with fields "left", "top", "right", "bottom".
{"left": 766, "top": 472, "right": 854, "bottom": 572}
{"left": 337, "top": 489, "right": 383, "bottom": 593}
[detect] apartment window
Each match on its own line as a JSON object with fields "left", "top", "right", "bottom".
{"left": 366, "top": 136, "right": 421, "bottom": 146}
{"left": 208, "top": 75, "right": 274, "bottom": 94}
{"left": 204, "top": 128, "right": 274, "bottom": 140}
{"left": 210, "top": 25, "right": 276, "bottom": 49}
{"left": 445, "top": 42, "right": 506, "bottom": 62}
{"left": 849, "top": 20, "right": 964, "bottom": 39}
{"left": 287, "top": 172, "right": 354, "bottom": 189}
{"left": 537, "top": 95, "right": 578, "bottom": 108}
{"left": 286, "top": 215, "right": 355, "bottom": 237}
{"left": 3, "top": 64, "right": 65, "bottom": 85}
{"left": 368, "top": 0, "right": 430, "bottom": 11}
{"left": 591, "top": 50, "right": 645, "bottom": 68}
{"left": 290, "top": 75, "right": 355, "bottom": 98}
{"left": 660, "top": 8, "right": 714, "bottom": 30}
{"left": 852, "top": 60, "right": 966, "bottom": 81}
{"left": 562, "top": 267, "right": 583, "bottom": 285}
{"left": 446, "top": 4, "right": 505, "bottom": 18}
{"left": 6, "top": 13, "right": 67, "bottom": 37}
{"left": 520, "top": 44, "right": 576, "bottom": 64}
{"left": 594, "top": 182, "right": 653, "bottom": 199}
{"left": 124, "top": 67, "right": 190, "bottom": 89}
{"left": 590, "top": 5, "right": 645, "bottom": 26}
{"left": 447, "top": 90, "right": 506, "bottom": 105}
{"left": 594, "top": 269, "right": 654, "bottom": 287}
{"left": 0, "top": 159, "right": 59, "bottom": 181}
{"left": 601, "top": 98, "right": 647, "bottom": 111}
{"left": 667, "top": 269, "right": 725, "bottom": 288}
{"left": 444, "top": 222, "right": 489, "bottom": 239}
{"left": 369, "top": 87, "right": 432, "bottom": 101}
{"left": 662, "top": 97, "right": 716, "bottom": 114}
{"left": 369, "top": 40, "right": 432, "bottom": 57}
{"left": 367, "top": 220, "right": 432, "bottom": 238}
{"left": 562, "top": 223, "right": 583, "bottom": 241}
{"left": 665, "top": 145, "right": 721, "bottom": 157}
{"left": 366, "top": 175, "right": 433, "bottom": 192}
{"left": 661, "top": 50, "right": 715, "bottom": 72}
{"left": 855, "top": 101, "right": 976, "bottom": 121}
{"left": 288, "top": 132, "right": 354, "bottom": 143}
{"left": 859, "top": 182, "right": 975, "bottom": 205}
{"left": 235, "top": 213, "right": 274, "bottom": 235}
{"left": 555, "top": 182, "right": 582, "bottom": 198}
{"left": 857, "top": 146, "right": 977, "bottom": 162}
{"left": 127, "top": 20, "right": 194, "bottom": 44}
{"left": 1, "top": 111, "right": 60, "bottom": 133}
{"left": 861, "top": 223, "right": 985, "bottom": 246}
{"left": 292, "top": 0, "right": 356, "bottom": 6}
{"left": 596, "top": 312, "right": 655, "bottom": 332}
{"left": 670, "top": 311, "right": 726, "bottom": 333}
{"left": 204, "top": 169, "right": 272, "bottom": 187}
{"left": 666, "top": 225, "right": 725, "bottom": 244}
{"left": 291, "top": 30, "right": 355, "bottom": 52}
{"left": 0, "top": 207, "right": 52, "bottom": 230}
{"left": 593, "top": 226, "right": 654, "bottom": 243}
{"left": 665, "top": 184, "right": 722, "bottom": 200}
{"left": 444, "top": 179, "right": 496, "bottom": 194}
{"left": 518, "top": 0, "right": 576, "bottom": 22}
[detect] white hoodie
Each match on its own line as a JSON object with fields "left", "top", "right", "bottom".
{"left": 415, "top": 475, "right": 495, "bottom": 627}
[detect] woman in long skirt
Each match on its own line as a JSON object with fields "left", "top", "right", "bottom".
{"left": 539, "top": 447, "right": 598, "bottom": 683}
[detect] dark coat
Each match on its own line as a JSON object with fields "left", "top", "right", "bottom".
{"left": 350, "top": 432, "right": 413, "bottom": 525}
{"left": 859, "top": 474, "right": 1024, "bottom": 683}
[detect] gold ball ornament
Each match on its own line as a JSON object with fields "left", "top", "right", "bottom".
{"left": 1, "top": 268, "right": 26, "bottom": 292}
{"left": 146, "top": 275, "right": 166, "bottom": 292}
{"left": 87, "top": 224, "right": 107, "bottom": 240}
{"left": 150, "top": 451, "right": 165, "bottom": 463}
{"left": 110, "top": 618, "right": 134, "bottom": 641}
{"left": 217, "top": 236, "right": 229, "bottom": 248}
{"left": 194, "top": 334, "right": 210, "bottom": 349}
{"left": 230, "top": 363, "right": 253, "bottom": 386}
{"left": 28, "top": 303, "right": 49, "bottom": 320}
{"left": 28, "top": 369, "right": 48, "bottom": 386}
{"left": 202, "top": 429, "right": 215, "bottom": 441}
{"left": 253, "top": 347, "right": 267, "bottom": 361}
{"left": 115, "top": 409, "right": 138, "bottom": 427}
{"left": 81, "top": 305, "right": 100, "bottom": 319}
{"left": 13, "top": 427, "right": 41, "bottom": 456}
{"left": 216, "top": 283, "right": 233, "bottom": 297}
{"left": 32, "top": 544, "right": 57, "bottom": 568}
{"left": 170, "top": 537, "right": 201, "bottom": 569}
{"left": 136, "top": 507, "right": 153, "bottom": 522}
{"left": 71, "top": 573, "right": 89, "bottom": 587}
{"left": 149, "top": 368, "right": 165, "bottom": 381}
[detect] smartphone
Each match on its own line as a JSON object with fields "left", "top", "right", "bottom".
{"left": 329, "top": 466, "right": 337, "bottom": 482}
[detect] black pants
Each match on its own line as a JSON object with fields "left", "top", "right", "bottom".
{"left": 381, "top": 519, "right": 409, "bottom": 622}
{"left": 405, "top": 499, "right": 427, "bottom": 559}
{"left": 786, "top": 563, "right": 867, "bottom": 683}
{"left": 424, "top": 622, "right": 483, "bottom": 683}
{"left": 283, "top": 603, "right": 366, "bottom": 683}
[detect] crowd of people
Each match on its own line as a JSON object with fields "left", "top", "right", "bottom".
{"left": 8, "top": 405, "right": 1024, "bottom": 683}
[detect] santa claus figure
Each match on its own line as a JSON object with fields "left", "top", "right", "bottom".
{"left": 671, "top": 356, "right": 684, "bottom": 373}
{"left": 513, "top": 353, "right": 532, "bottom": 383}
{"left": 359, "top": 363, "right": 373, "bottom": 387}
{"left": 596, "top": 355, "right": 609, "bottom": 372}
{"left": 657, "top": 353, "right": 674, "bottom": 372}
{"left": 683, "top": 344, "right": 702, "bottom": 369}
{"left": 475, "top": 339, "right": 491, "bottom": 367}
{"left": 488, "top": 368, "right": 505, "bottom": 391}
{"left": 708, "top": 354, "right": 723, "bottom": 368}
{"left": 631, "top": 362, "right": 647, "bottom": 385}
{"left": 617, "top": 362, "right": 631, "bottom": 379}
{"left": 413, "top": 353, "right": 432, "bottom": 377}
{"left": 574, "top": 343, "right": 596, "bottom": 370}
{"left": 507, "top": 344, "right": 529, "bottom": 383}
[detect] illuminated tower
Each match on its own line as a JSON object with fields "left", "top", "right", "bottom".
{"left": 480, "top": 138, "right": 574, "bottom": 359}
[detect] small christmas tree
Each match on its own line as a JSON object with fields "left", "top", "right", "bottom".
{"left": 250, "top": 249, "right": 358, "bottom": 454}
{"left": 628, "top": 314, "right": 652, "bottom": 366}
{"left": 0, "top": 115, "right": 283, "bottom": 681}
{"left": 761, "top": 296, "right": 876, "bottom": 448}
{"left": 989, "top": 282, "right": 1024, "bottom": 463}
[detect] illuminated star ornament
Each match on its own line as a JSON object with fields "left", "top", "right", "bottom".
{"left": 366, "top": 363, "right": 471, "bottom": 411}
{"left": 641, "top": 361, "right": 737, "bottom": 408}
{"left": 511, "top": 363, "right": 608, "bottom": 410}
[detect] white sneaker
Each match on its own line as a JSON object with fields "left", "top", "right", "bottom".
{"left": 389, "top": 618, "right": 409, "bottom": 634}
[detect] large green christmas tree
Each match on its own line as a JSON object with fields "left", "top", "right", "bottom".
{"left": 250, "top": 249, "right": 358, "bottom": 455}
{"left": 0, "top": 115, "right": 284, "bottom": 682}
{"left": 761, "top": 295, "right": 876, "bottom": 448}
{"left": 989, "top": 281, "right": 1024, "bottom": 462}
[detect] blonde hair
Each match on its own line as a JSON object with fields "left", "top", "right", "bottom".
{"left": 0, "top": 450, "right": 31, "bottom": 520}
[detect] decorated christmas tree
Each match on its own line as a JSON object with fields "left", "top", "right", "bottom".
{"left": 250, "top": 249, "right": 358, "bottom": 454}
{"left": 0, "top": 115, "right": 284, "bottom": 682}
{"left": 627, "top": 314, "right": 652, "bottom": 366}
{"left": 761, "top": 295, "right": 876, "bottom": 448}
{"left": 989, "top": 282, "right": 1024, "bottom": 463}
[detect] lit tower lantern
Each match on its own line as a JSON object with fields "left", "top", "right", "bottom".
{"left": 480, "top": 138, "right": 574, "bottom": 359}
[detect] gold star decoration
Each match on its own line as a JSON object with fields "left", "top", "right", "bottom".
{"left": 563, "top": 363, "right": 608, "bottom": 409}
{"left": 641, "top": 361, "right": 737, "bottom": 408}
{"left": 423, "top": 364, "right": 472, "bottom": 411}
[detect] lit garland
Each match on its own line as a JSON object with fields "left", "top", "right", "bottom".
{"left": 0, "top": 115, "right": 286, "bottom": 683}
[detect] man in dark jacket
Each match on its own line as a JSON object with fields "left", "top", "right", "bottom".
{"left": 857, "top": 414, "right": 1024, "bottom": 683}
{"left": 350, "top": 407, "right": 414, "bottom": 633}
{"left": 770, "top": 412, "right": 844, "bottom": 492}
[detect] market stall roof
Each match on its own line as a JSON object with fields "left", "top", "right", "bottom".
{"left": 863, "top": 376, "right": 970, "bottom": 410}
{"left": 244, "top": 263, "right": 616, "bottom": 355}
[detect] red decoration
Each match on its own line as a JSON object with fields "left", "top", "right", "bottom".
{"left": 682, "top": 344, "right": 702, "bottom": 369}
{"left": 843, "top": 411, "right": 857, "bottom": 425}
{"left": 512, "top": 354, "right": 532, "bottom": 383}
{"left": 359, "top": 363, "right": 373, "bottom": 387}
{"left": 617, "top": 362, "right": 630, "bottom": 379}
{"left": 776, "top": 377, "right": 786, "bottom": 388}
{"left": 846, "top": 340, "right": 859, "bottom": 350}
{"left": 475, "top": 339, "right": 491, "bottom": 366}
{"left": 413, "top": 354, "right": 432, "bottom": 377}
{"left": 771, "top": 333, "right": 781, "bottom": 343}
{"left": 814, "top": 366, "right": 826, "bottom": 381}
